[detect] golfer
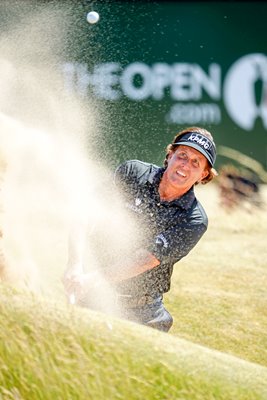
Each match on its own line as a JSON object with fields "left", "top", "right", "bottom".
{"left": 63, "top": 126, "right": 217, "bottom": 332}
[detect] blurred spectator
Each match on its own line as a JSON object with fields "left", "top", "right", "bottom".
{"left": 217, "top": 164, "right": 262, "bottom": 210}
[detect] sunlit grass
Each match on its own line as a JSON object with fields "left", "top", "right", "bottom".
{"left": 165, "top": 184, "right": 267, "bottom": 367}
{"left": 0, "top": 184, "right": 267, "bottom": 399}
{"left": 0, "top": 285, "right": 267, "bottom": 400}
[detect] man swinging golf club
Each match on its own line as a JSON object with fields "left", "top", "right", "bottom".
{"left": 63, "top": 126, "right": 217, "bottom": 332}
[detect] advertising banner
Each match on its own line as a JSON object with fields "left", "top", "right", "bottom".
{"left": 62, "top": 1, "right": 267, "bottom": 173}
{"left": 1, "top": 1, "right": 266, "bottom": 173}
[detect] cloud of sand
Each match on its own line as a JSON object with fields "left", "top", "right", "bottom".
{"left": 0, "top": 2, "right": 143, "bottom": 316}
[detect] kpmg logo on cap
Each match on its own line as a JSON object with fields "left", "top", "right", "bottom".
{"left": 187, "top": 133, "right": 213, "bottom": 150}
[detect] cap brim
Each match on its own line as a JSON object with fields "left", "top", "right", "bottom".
{"left": 173, "top": 141, "right": 213, "bottom": 166}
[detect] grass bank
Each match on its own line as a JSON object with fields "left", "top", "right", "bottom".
{"left": 0, "top": 184, "right": 267, "bottom": 399}
{"left": 165, "top": 184, "right": 267, "bottom": 367}
{"left": 0, "top": 286, "right": 267, "bottom": 400}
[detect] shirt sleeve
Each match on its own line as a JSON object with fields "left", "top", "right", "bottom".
{"left": 114, "top": 161, "right": 134, "bottom": 191}
{"left": 148, "top": 219, "right": 207, "bottom": 264}
{"left": 114, "top": 162, "right": 125, "bottom": 183}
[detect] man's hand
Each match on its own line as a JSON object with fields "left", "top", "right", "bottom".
{"left": 62, "top": 266, "right": 99, "bottom": 304}
{"left": 62, "top": 263, "right": 83, "bottom": 296}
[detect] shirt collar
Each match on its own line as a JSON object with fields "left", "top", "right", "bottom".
{"left": 150, "top": 167, "right": 196, "bottom": 210}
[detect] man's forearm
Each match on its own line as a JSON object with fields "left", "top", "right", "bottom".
{"left": 102, "top": 249, "right": 160, "bottom": 283}
{"left": 66, "top": 220, "right": 88, "bottom": 271}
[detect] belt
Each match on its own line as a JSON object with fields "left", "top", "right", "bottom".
{"left": 116, "top": 294, "right": 159, "bottom": 308}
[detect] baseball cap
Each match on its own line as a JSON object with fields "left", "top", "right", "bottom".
{"left": 172, "top": 131, "right": 216, "bottom": 167}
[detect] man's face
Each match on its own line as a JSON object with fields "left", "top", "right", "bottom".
{"left": 164, "top": 145, "right": 209, "bottom": 191}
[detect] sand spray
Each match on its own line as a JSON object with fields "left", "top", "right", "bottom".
{"left": 0, "top": 3, "right": 143, "bottom": 317}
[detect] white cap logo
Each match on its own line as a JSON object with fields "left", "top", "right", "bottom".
{"left": 224, "top": 53, "right": 267, "bottom": 130}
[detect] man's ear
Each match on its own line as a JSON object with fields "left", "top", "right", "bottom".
{"left": 200, "top": 169, "right": 209, "bottom": 182}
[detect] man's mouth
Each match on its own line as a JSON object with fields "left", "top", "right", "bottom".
{"left": 176, "top": 170, "right": 186, "bottom": 178}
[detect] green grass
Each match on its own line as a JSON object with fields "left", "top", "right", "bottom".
{"left": 0, "top": 286, "right": 267, "bottom": 400}
{"left": 165, "top": 184, "right": 267, "bottom": 368}
{"left": 0, "top": 184, "right": 267, "bottom": 399}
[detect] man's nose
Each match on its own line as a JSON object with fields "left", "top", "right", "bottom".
{"left": 179, "top": 158, "right": 189, "bottom": 167}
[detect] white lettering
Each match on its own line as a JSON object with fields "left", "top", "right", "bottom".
{"left": 62, "top": 62, "right": 77, "bottom": 93}
{"left": 171, "top": 63, "right": 196, "bottom": 100}
{"left": 120, "top": 62, "right": 151, "bottom": 100}
{"left": 62, "top": 62, "right": 91, "bottom": 97}
{"left": 61, "top": 62, "right": 222, "bottom": 104}
{"left": 91, "top": 63, "right": 121, "bottom": 100}
{"left": 166, "top": 103, "right": 221, "bottom": 124}
{"left": 61, "top": 62, "right": 121, "bottom": 99}
{"left": 155, "top": 234, "right": 169, "bottom": 248}
{"left": 193, "top": 63, "right": 221, "bottom": 100}
{"left": 151, "top": 63, "right": 172, "bottom": 100}
{"left": 187, "top": 133, "right": 211, "bottom": 149}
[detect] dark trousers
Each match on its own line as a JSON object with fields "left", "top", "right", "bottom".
{"left": 121, "top": 296, "right": 173, "bottom": 332}
{"left": 77, "top": 291, "right": 173, "bottom": 332}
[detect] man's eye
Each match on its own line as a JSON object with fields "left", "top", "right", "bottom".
{"left": 177, "top": 152, "right": 187, "bottom": 159}
{"left": 192, "top": 159, "right": 199, "bottom": 167}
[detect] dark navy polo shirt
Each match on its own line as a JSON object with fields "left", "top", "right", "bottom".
{"left": 114, "top": 160, "right": 208, "bottom": 297}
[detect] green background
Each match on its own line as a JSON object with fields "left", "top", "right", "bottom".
{"left": 1, "top": 0, "right": 267, "bottom": 172}
{"left": 65, "top": 0, "right": 267, "bottom": 171}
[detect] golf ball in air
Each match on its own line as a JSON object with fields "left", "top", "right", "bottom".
{"left": 87, "top": 11, "right": 100, "bottom": 24}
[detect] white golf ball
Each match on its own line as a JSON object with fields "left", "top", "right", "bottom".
{"left": 87, "top": 11, "right": 100, "bottom": 24}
